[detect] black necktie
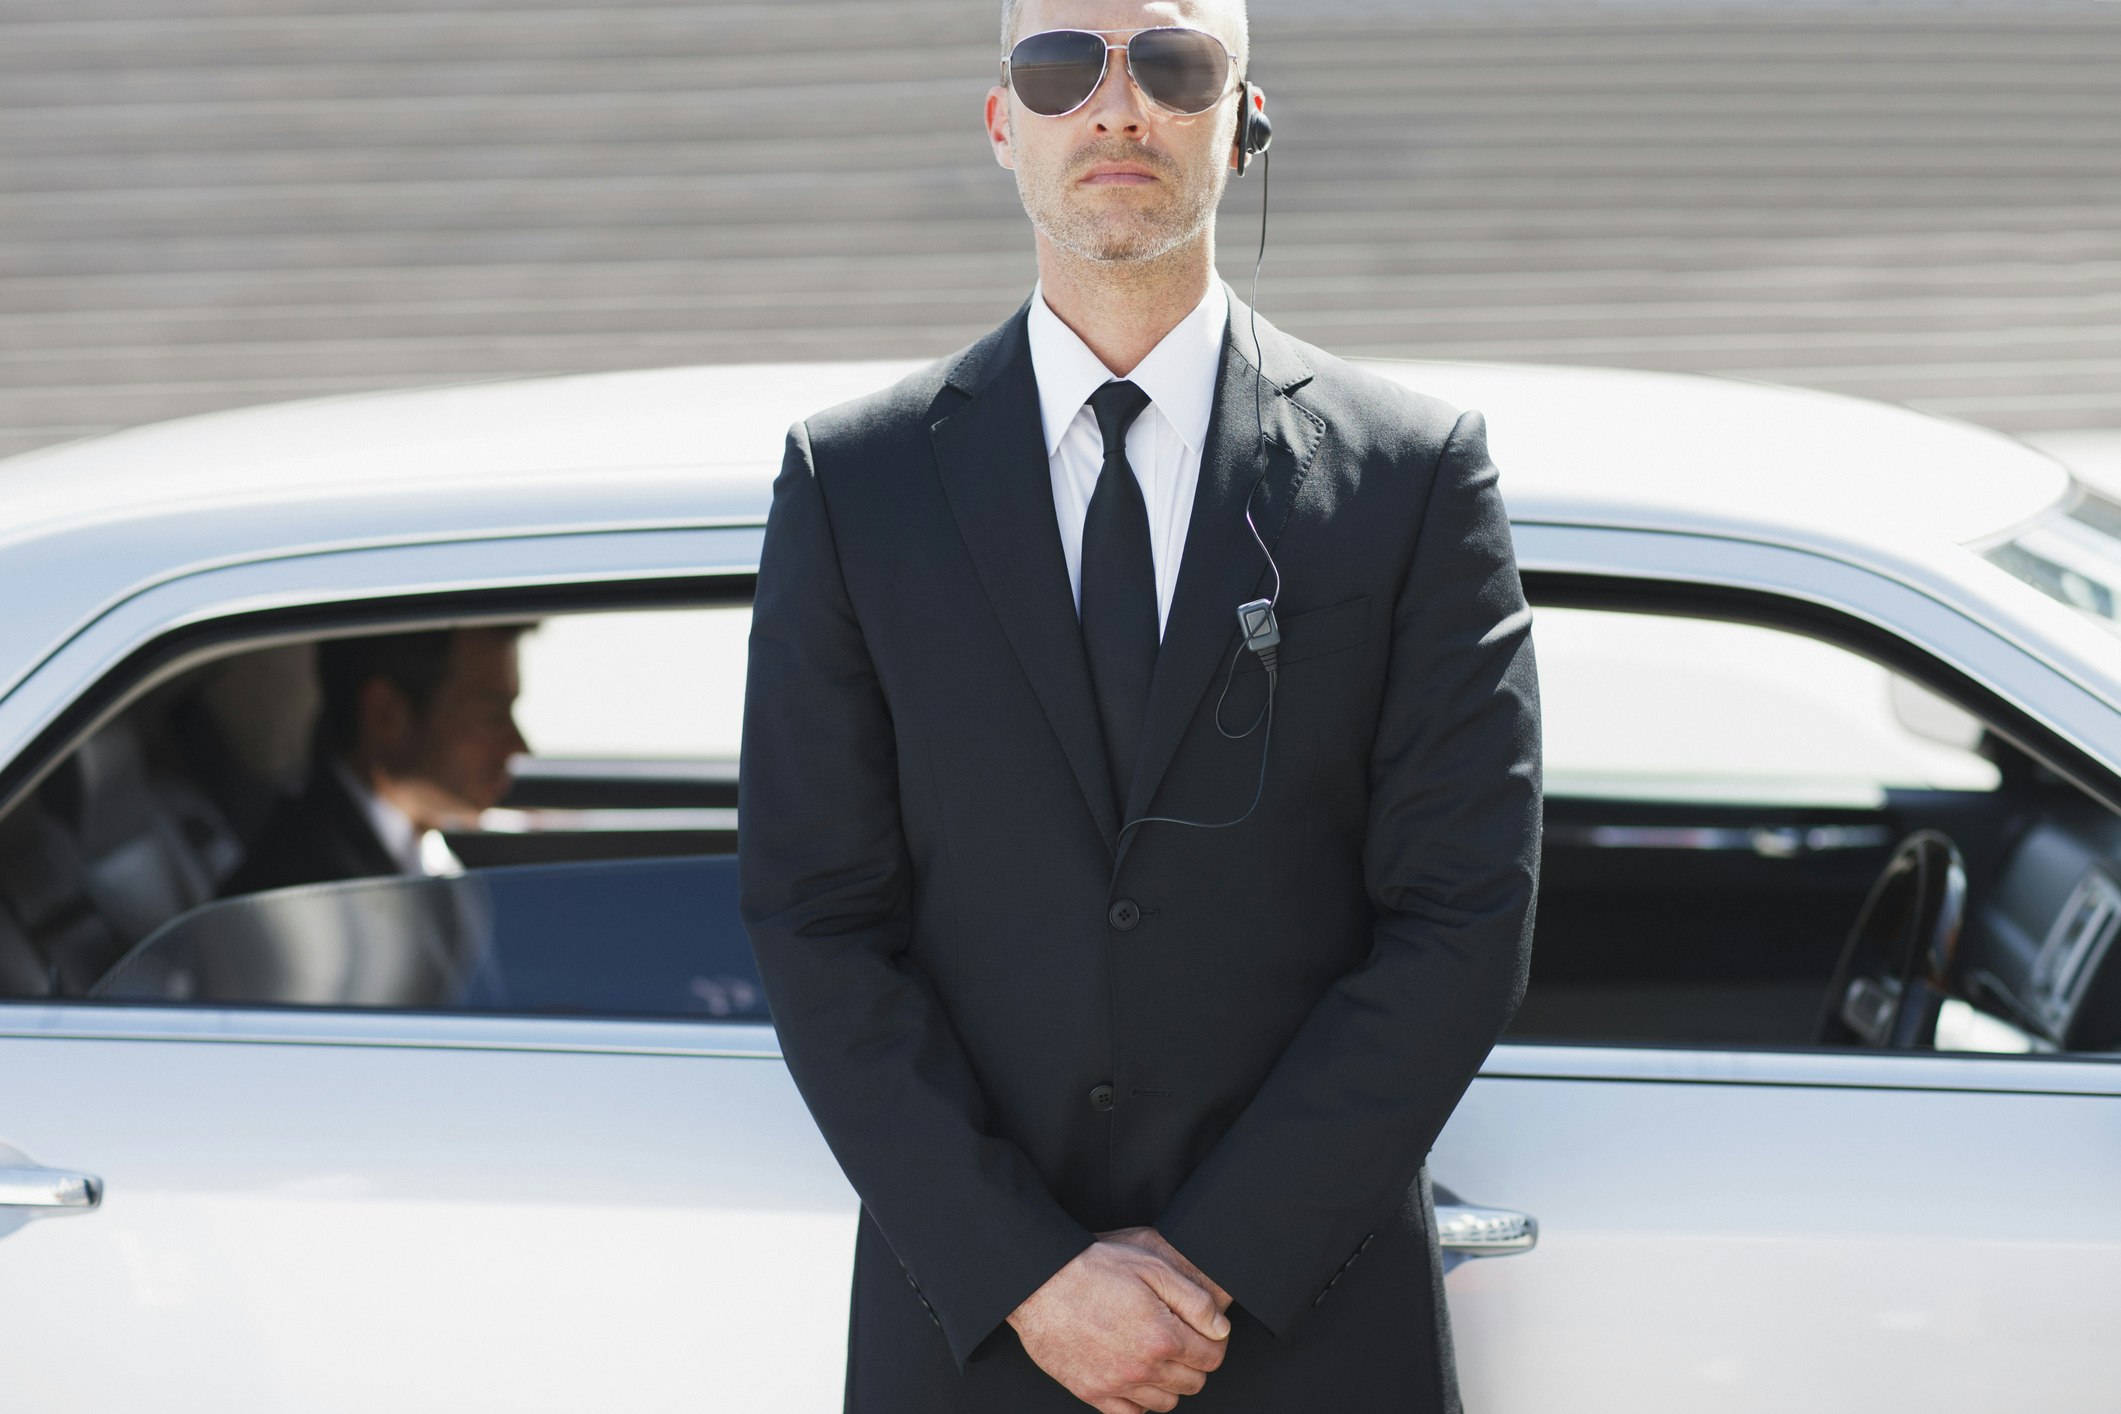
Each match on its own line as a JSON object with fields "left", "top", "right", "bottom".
{"left": 1080, "top": 379, "right": 1159, "bottom": 820}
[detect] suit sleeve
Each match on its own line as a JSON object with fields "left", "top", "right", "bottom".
{"left": 737, "top": 421, "right": 1096, "bottom": 1370}
{"left": 1155, "top": 407, "right": 1542, "bottom": 1339}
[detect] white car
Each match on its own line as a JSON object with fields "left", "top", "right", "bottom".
{"left": 0, "top": 355, "right": 2115, "bottom": 1413}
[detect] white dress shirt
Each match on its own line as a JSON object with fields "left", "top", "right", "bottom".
{"left": 1027, "top": 278, "right": 1228, "bottom": 640}
{"left": 332, "top": 758, "right": 464, "bottom": 878}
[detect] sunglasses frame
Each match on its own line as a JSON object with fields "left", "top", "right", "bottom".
{"left": 1000, "top": 25, "right": 1239, "bottom": 119}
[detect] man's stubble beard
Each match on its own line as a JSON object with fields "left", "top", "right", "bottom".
{"left": 1013, "top": 128, "right": 1230, "bottom": 267}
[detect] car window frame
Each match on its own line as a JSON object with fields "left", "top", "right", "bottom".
{"left": 1505, "top": 523, "right": 2121, "bottom": 1092}
{"left": 0, "top": 524, "right": 774, "bottom": 1056}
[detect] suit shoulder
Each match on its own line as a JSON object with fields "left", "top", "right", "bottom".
{"left": 1283, "top": 336, "right": 1471, "bottom": 464}
{"left": 219, "top": 789, "right": 368, "bottom": 897}
{"left": 794, "top": 344, "right": 966, "bottom": 463}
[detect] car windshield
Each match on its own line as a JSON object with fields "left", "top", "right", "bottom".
{"left": 88, "top": 855, "right": 767, "bottom": 1021}
{"left": 1986, "top": 482, "right": 2121, "bottom": 636}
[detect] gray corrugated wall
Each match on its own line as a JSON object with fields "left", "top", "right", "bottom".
{"left": 3, "top": 0, "right": 2119, "bottom": 460}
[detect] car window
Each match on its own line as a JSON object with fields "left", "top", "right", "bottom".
{"left": 1521, "top": 602, "right": 2121, "bottom": 1064}
{"left": 8, "top": 593, "right": 2115, "bottom": 1066}
{"left": 0, "top": 602, "right": 748, "bottom": 1007}
{"left": 1536, "top": 604, "right": 2000, "bottom": 803}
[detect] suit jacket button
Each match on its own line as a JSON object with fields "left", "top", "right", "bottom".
{"left": 1089, "top": 1084, "right": 1115, "bottom": 1112}
{"left": 1107, "top": 899, "right": 1141, "bottom": 930}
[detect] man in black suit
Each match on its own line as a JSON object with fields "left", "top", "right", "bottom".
{"left": 738, "top": 1, "right": 1540, "bottom": 1409}
{"left": 219, "top": 627, "right": 529, "bottom": 898}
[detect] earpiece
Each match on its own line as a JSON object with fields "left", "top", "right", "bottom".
{"left": 1234, "top": 79, "right": 1273, "bottom": 177}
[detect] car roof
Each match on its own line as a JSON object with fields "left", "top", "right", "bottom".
{"left": 0, "top": 355, "right": 2071, "bottom": 555}
{"left": 0, "top": 355, "right": 2079, "bottom": 703}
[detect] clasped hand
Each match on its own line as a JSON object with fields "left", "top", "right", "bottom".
{"left": 1006, "top": 1226, "right": 1235, "bottom": 1413}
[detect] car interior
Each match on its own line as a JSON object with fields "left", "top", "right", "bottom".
{"left": 0, "top": 590, "right": 2114, "bottom": 1059}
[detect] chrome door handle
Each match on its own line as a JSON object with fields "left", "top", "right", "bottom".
{"left": 1435, "top": 1202, "right": 1536, "bottom": 1256}
{"left": 0, "top": 1165, "right": 103, "bottom": 1210}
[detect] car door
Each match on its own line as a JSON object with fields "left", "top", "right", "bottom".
{"left": 1436, "top": 1044, "right": 2121, "bottom": 1412}
{"left": 0, "top": 1009, "right": 854, "bottom": 1411}
{"left": 0, "top": 529, "right": 864, "bottom": 1412}
{"left": 1431, "top": 535, "right": 2121, "bottom": 1413}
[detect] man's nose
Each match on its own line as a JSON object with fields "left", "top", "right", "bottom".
{"left": 1082, "top": 43, "right": 1150, "bottom": 134}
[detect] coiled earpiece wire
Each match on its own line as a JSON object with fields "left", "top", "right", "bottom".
{"left": 1116, "top": 146, "right": 1279, "bottom": 847}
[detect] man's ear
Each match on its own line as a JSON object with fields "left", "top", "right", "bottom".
{"left": 356, "top": 675, "right": 415, "bottom": 761}
{"left": 985, "top": 87, "right": 1016, "bottom": 171}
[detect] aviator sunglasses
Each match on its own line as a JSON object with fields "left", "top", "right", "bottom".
{"left": 1002, "top": 26, "right": 1237, "bottom": 118}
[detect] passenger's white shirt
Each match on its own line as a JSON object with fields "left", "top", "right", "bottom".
{"left": 1026, "top": 278, "right": 1228, "bottom": 640}
{"left": 332, "top": 758, "right": 464, "bottom": 878}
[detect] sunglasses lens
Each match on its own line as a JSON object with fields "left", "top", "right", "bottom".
{"left": 1128, "top": 28, "right": 1230, "bottom": 114}
{"left": 1008, "top": 30, "right": 1108, "bottom": 116}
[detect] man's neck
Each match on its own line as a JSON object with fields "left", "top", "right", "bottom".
{"left": 1032, "top": 228, "right": 1217, "bottom": 377}
{"left": 335, "top": 751, "right": 436, "bottom": 835}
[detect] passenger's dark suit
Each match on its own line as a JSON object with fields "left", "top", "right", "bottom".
{"left": 738, "top": 284, "right": 1541, "bottom": 1412}
{"left": 217, "top": 749, "right": 400, "bottom": 898}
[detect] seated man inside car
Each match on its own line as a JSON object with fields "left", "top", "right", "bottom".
{"left": 218, "top": 626, "right": 530, "bottom": 897}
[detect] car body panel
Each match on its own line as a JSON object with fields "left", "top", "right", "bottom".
{"left": 1437, "top": 1071, "right": 2121, "bottom": 1412}
{"left": 0, "top": 1024, "right": 853, "bottom": 1412}
{"left": 2, "top": 1018, "right": 2114, "bottom": 1412}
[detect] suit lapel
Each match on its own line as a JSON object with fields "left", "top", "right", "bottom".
{"left": 930, "top": 298, "right": 1121, "bottom": 853}
{"left": 1119, "top": 288, "right": 1321, "bottom": 860}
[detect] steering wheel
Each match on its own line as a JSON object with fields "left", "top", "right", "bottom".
{"left": 1813, "top": 828, "right": 1967, "bottom": 1049}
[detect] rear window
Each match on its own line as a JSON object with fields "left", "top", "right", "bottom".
{"left": 1986, "top": 484, "right": 2121, "bottom": 635}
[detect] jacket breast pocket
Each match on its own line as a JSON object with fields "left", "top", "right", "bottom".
{"left": 1246, "top": 594, "right": 1372, "bottom": 668}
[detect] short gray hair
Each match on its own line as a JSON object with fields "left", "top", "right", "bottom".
{"left": 1001, "top": 2, "right": 1249, "bottom": 74}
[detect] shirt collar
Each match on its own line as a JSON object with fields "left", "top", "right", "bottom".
{"left": 1026, "top": 278, "right": 1228, "bottom": 461}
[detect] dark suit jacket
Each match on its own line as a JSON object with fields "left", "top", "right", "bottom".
{"left": 738, "top": 284, "right": 1541, "bottom": 1413}
{"left": 217, "top": 748, "right": 401, "bottom": 899}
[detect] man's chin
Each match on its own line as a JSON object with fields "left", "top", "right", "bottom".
{"left": 1053, "top": 220, "right": 1195, "bottom": 265}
